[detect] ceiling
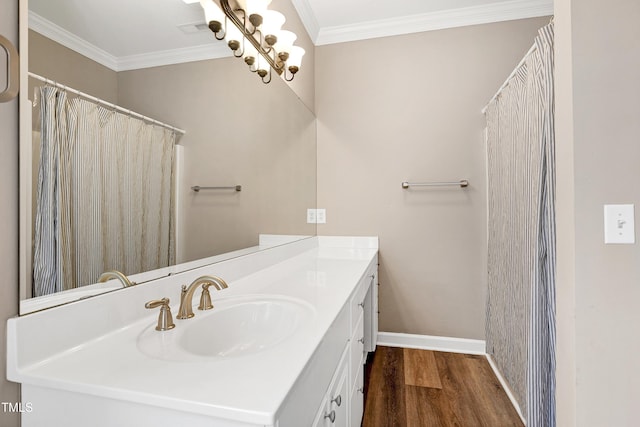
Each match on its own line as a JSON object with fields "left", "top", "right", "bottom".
{"left": 29, "top": 0, "right": 553, "bottom": 71}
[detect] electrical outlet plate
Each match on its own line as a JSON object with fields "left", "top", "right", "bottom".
{"left": 307, "top": 209, "right": 316, "bottom": 224}
{"left": 307, "top": 209, "right": 326, "bottom": 224}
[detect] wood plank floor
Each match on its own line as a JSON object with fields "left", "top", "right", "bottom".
{"left": 362, "top": 347, "right": 523, "bottom": 427}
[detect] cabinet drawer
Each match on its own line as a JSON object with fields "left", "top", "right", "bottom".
{"left": 349, "top": 314, "right": 365, "bottom": 392}
{"left": 350, "top": 273, "right": 373, "bottom": 331}
{"left": 350, "top": 283, "right": 366, "bottom": 331}
{"left": 350, "top": 365, "right": 364, "bottom": 427}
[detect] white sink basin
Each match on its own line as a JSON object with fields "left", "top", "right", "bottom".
{"left": 137, "top": 295, "right": 314, "bottom": 362}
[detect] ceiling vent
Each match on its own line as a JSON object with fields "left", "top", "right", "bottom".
{"left": 178, "top": 22, "right": 210, "bottom": 34}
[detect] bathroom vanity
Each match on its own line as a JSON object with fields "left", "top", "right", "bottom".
{"left": 7, "top": 236, "right": 378, "bottom": 427}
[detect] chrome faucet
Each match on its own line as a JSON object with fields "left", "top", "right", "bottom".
{"left": 177, "top": 275, "right": 228, "bottom": 320}
{"left": 98, "top": 270, "right": 136, "bottom": 288}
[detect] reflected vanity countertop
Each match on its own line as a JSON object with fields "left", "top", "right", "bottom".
{"left": 19, "top": 234, "right": 313, "bottom": 315}
{"left": 7, "top": 236, "right": 378, "bottom": 426}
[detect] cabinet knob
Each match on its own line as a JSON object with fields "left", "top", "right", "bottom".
{"left": 331, "top": 395, "right": 342, "bottom": 407}
{"left": 324, "top": 410, "right": 336, "bottom": 423}
{"left": 358, "top": 387, "right": 365, "bottom": 394}
{"left": 358, "top": 302, "right": 365, "bottom": 309}
{"left": 358, "top": 337, "right": 365, "bottom": 344}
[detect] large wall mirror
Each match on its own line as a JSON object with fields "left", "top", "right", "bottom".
{"left": 19, "top": 0, "right": 317, "bottom": 314}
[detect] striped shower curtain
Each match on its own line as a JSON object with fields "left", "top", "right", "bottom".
{"left": 33, "top": 87, "right": 177, "bottom": 296}
{"left": 484, "top": 23, "right": 555, "bottom": 426}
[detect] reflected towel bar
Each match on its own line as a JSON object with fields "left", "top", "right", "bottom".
{"left": 402, "top": 180, "right": 469, "bottom": 189}
{"left": 191, "top": 185, "right": 242, "bottom": 192}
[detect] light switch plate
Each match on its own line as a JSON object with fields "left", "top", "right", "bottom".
{"left": 316, "top": 209, "right": 326, "bottom": 224}
{"left": 604, "top": 204, "right": 635, "bottom": 244}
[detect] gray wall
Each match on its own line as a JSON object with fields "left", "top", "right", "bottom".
{"left": 117, "top": 58, "right": 317, "bottom": 263}
{"left": 29, "top": 30, "right": 118, "bottom": 104}
{"left": 0, "top": 0, "right": 20, "bottom": 425}
{"left": 555, "top": 0, "right": 640, "bottom": 425}
{"left": 274, "top": 0, "right": 315, "bottom": 112}
{"left": 315, "top": 17, "right": 549, "bottom": 340}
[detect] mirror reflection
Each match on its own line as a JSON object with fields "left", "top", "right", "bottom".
{"left": 22, "top": 0, "right": 317, "bottom": 314}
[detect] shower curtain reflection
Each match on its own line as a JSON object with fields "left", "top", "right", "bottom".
{"left": 33, "top": 87, "right": 177, "bottom": 297}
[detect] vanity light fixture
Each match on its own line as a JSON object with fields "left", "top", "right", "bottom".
{"left": 198, "top": 0, "right": 305, "bottom": 84}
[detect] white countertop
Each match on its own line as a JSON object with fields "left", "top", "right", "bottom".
{"left": 8, "top": 237, "right": 378, "bottom": 426}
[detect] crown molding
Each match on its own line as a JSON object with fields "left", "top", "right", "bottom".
{"left": 29, "top": 11, "right": 232, "bottom": 72}
{"left": 117, "top": 44, "right": 231, "bottom": 71}
{"left": 290, "top": 0, "right": 320, "bottom": 42}
{"left": 315, "top": 0, "right": 553, "bottom": 46}
{"left": 29, "top": 11, "right": 119, "bottom": 70}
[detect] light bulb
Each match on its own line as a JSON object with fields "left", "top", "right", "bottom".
{"left": 274, "top": 30, "right": 296, "bottom": 60}
{"left": 243, "top": 0, "right": 271, "bottom": 27}
{"left": 261, "top": 10, "right": 285, "bottom": 45}
{"left": 286, "top": 46, "right": 305, "bottom": 75}
{"left": 245, "top": 0, "right": 271, "bottom": 16}
{"left": 199, "top": 0, "right": 225, "bottom": 33}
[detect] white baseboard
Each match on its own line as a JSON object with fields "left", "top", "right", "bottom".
{"left": 486, "top": 354, "right": 526, "bottom": 425}
{"left": 377, "top": 332, "right": 486, "bottom": 355}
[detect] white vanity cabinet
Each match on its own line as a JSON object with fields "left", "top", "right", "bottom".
{"left": 348, "top": 261, "right": 377, "bottom": 427}
{"left": 8, "top": 237, "right": 379, "bottom": 427}
{"left": 279, "top": 255, "right": 378, "bottom": 427}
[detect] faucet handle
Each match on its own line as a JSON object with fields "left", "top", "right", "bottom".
{"left": 198, "top": 284, "right": 214, "bottom": 311}
{"left": 145, "top": 298, "right": 175, "bottom": 331}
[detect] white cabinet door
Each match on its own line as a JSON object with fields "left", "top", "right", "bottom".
{"left": 371, "top": 268, "right": 378, "bottom": 350}
{"left": 311, "top": 395, "right": 330, "bottom": 427}
{"left": 350, "top": 314, "right": 365, "bottom": 394}
{"left": 329, "top": 360, "right": 349, "bottom": 427}
{"left": 312, "top": 349, "right": 349, "bottom": 427}
{"left": 350, "top": 387, "right": 364, "bottom": 427}
{"left": 363, "top": 269, "right": 378, "bottom": 353}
